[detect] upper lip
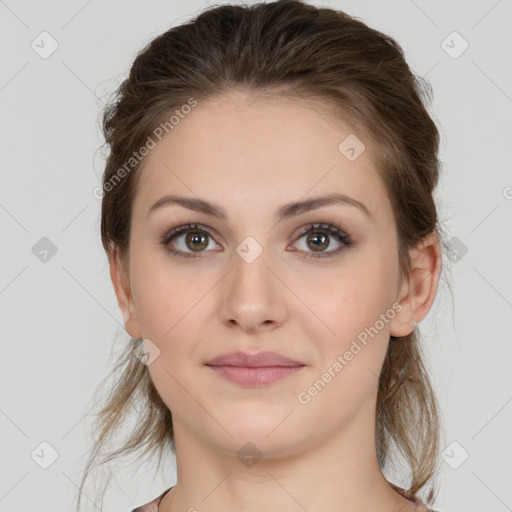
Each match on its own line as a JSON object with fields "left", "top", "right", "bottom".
{"left": 205, "top": 351, "right": 305, "bottom": 367}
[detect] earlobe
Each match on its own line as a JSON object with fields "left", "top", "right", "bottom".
{"left": 389, "top": 232, "right": 442, "bottom": 338}
{"left": 108, "top": 249, "right": 142, "bottom": 339}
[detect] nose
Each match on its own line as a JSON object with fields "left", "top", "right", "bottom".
{"left": 219, "top": 245, "right": 288, "bottom": 334}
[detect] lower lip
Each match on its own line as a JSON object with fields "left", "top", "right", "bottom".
{"left": 206, "top": 365, "right": 305, "bottom": 386}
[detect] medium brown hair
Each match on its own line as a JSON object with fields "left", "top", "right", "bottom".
{"left": 77, "top": 1, "right": 448, "bottom": 509}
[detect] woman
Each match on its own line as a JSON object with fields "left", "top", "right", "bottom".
{"left": 78, "top": 1, "right": 447, "bottom": 511}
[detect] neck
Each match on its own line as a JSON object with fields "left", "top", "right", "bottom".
{"left": 159, "top": 397, "right": 416, "bottom": 512}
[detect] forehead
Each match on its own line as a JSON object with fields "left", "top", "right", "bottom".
{"left": 133, "top": 91, "right": 391, "bottom": 223}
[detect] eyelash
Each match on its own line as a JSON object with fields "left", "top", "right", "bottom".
{"left": 160, "top": 222, "right": 353, "bottom": 260}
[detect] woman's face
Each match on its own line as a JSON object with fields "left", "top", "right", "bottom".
{"left": 114, "top": 91, "right": 418, "bottom": 457}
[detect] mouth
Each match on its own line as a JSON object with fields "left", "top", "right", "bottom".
{"left": 204, "top": 351, "right": 306, "bottom": 387}
{"left": 205, "top": 364, "right": 305, "bottom": 386}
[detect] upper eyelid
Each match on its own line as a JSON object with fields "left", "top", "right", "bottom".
{"left": 294, "top": 222, "right": 348, "bottom": 237}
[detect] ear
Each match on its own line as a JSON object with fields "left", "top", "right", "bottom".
{"left": 390, "top": 232, "right": 442, "bottom": 337}
{"left": 108, "top": 248, "right": 142, "bottom": 339}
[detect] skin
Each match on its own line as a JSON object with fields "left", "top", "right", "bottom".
{"left": 110, "top": 90, "right": 441, "bottom": 512}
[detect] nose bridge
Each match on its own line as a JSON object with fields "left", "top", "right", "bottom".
{"left": 231, "top": 235, "right": 273, "bottom": 299}
{"left": 220, "top": 234, "right": 286, "bottom": 330}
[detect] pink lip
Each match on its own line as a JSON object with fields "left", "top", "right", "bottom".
{"left": 205, "top": 351, "right": 306, "bottom": 386}
{"left": 206, "top": 350, "right": 304, "bottom": 367}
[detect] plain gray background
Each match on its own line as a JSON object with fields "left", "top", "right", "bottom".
{"left": 1, "top": 1, "right": 511, "bottom": 511}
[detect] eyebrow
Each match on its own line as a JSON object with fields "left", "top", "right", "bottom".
{"left": 147, "top": 192, "right": 374, "bottom": 223}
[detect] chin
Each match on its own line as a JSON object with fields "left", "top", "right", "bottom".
{"left": 202, "top": 413, "right": 307, "bottom": 457}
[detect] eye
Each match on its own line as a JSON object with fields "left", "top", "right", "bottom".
{"left": 161, "top": 223, "right": 220, "bottom": 259}
{"left": 161, "top": 221, "right": 353, "bottom": 260}
{"left": 291, "top": 223, "right": 353, "bottom": 260}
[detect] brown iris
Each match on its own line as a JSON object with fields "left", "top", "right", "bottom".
{"left": 185, "top": 231, "right": 209, "bottom": 251}
{"left": 307, "top": 231, "right": 329, "bottom": 252}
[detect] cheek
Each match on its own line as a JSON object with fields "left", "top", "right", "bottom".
{"left": 132, "top": 263, "right": 210, "bottom": 413}
{"left": 304, "top": 251, "right": 397, "bottom": 339}
{"left": 131, "top": 255, "right": 206, "bottom": 344}
{"left": 294, "top": 260, "right": 397, "bottom": 424}
{"left": 294, "top": 251, "right": 399, "bottom": 402}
